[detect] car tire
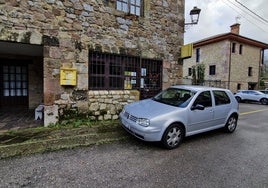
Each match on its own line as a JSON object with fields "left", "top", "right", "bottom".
{"left": 235, "top": 96, "right": 242, "bottom": 103}
{"left": 260, "top": 98, "right": 268, "bottom": 105}
{"left": 224, "top": 115, "right": 238, "bottom": 133}
{"left": 161, "top": 124, "right": 185, "bottom": 149}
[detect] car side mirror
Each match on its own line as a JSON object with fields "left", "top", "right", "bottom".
{"left": 191, "top": 104, "right": 205, "bottom": 111}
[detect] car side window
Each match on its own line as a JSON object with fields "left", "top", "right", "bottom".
{"left": 193, "top": 91, "right": 212, "bottom": 108}
{"left": 213, "top": 90, "right": 231, "bottom": 105}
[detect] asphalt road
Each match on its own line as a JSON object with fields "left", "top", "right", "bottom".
{"left": 0, "top": 103, "right": 267, "bottom": 188}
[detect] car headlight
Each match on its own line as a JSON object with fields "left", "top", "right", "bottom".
{"left": 136, "top": 118, "right": 150, "bottom": 127}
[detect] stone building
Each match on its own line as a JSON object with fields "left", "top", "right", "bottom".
{"left": 183, "top": 23, "right": 268, "bottom": 93}
{"left": 0, "top": 0, "right": 185, "bottom": 126}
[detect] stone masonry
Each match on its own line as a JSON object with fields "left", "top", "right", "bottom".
{"left": 47, "top": 90, "right": 139, "bottom": 125}
{"left": 0, "top": 0, "right": 185, "bottom": 125}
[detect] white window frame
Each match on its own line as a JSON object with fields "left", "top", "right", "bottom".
{"left": 116, "top": 0, "right": 142, "bottom": 16}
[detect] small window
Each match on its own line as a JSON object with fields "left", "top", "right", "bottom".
{"left": 188, "top": 68, "right": 192, "bottom": 76}
{"left": 239, "top": 44, "right": 243, "bottom": 54}
{"left": 209, "top": 65, "right": 216, "bottom": 75}
{"left": 237, "top": 84, "right": 241, "bottom": 90}
{"left": 232, "top": 43, "right": 236, "bottom": 53}
{"left": 213, "top": 90, "right": 231, "bottom": 106}
{"left": 248, "top": 67, "right": 252, "bottom": 76}
{"left": 196, "top": 48, "right": 200, "bottom": 62}
{"left": 116, "top": 0, "right": 142, "bottom": 16}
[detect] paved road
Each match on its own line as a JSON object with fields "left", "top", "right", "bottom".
{"left": 0, "top": 103, "right": 267, "bottom": 188}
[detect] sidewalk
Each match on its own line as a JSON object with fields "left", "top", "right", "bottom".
{"left": 0, "top": 122, "right": 129, "bottom": 159}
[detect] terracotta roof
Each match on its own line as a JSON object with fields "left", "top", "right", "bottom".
{"left": 193, "top": 32, "right": 268, "bottom": 49}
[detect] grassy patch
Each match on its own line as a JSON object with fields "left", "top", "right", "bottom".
{"left": 0, "top": 119, "right": 121, "bottom": 146}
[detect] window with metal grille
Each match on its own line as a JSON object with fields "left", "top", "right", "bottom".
{"left": 89, "top": 51, "right": 162, "bottom": 98}
{"left": 2, "top": 65, "right": 28, "bottom": 97}
{"left": 116, "top": 0, "right": 142, "bottom": 16}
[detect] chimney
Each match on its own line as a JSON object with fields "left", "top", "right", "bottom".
{"left": 230, "top": 23, "right": 240, "bottom": 35}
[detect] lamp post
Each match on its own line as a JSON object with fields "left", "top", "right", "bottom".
{"left": 185, "top": 6, "right": 201, "bottom": 25}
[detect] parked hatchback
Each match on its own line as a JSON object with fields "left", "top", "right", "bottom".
{"left": 234, "top": 90, "right": 268, "bottom": 105}
{"left": 120, "top": 85, "right": 239, "bottom": 149}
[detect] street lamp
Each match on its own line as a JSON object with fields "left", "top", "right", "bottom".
{"left": 185, "top": 6, "right": 201, "bottom": 25}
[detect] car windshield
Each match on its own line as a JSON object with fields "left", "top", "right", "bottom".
{"left": 153, "top": 88, "right": 195, "bottom": 107}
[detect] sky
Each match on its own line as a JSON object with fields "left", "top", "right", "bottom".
{"left": 184, "top": 0, "right": 268, "bottom": 58}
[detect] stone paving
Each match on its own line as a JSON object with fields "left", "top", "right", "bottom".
{"left": 0, "top": 109, "right": 43, "bottom": 132}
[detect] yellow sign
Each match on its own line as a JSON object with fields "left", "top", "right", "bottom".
{"left": 181, "top": 43, "right": 193, "bottom": 59}
{"left": 60, "top": 68, "right": 77, "bottom": 86}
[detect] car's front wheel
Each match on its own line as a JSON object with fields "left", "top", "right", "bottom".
{"left": 224, "top": 115, "right": 238, "bottom": 133}
{"left": 161, "top": 124, "right": 185, "bottom": 149}
{"left": 260, "top": 98, "right": 268, "bottom": 105}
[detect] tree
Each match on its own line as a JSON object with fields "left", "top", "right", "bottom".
{"left": 192, "top": 63, "right": 205, "bottom": 85}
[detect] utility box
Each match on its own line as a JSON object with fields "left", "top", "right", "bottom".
{"left": 60, "top": 68, "right": 77, "bottom": 86}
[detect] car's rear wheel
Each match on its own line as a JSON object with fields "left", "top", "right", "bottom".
{"left": 224, "top": 115, "right": 238, "bottom": 133}
{"left": 161, "top": 124, "right": 184, "bottom": 149}
{"left": 235, "top": 96, "right": 242, "bottom": 103}
{"left": 260, "top": 98, "right": 268, "bottom": 105}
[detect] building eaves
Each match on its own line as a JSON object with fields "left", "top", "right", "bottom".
{"left": 193, "top": 32, "right": 268, "bottom": 49}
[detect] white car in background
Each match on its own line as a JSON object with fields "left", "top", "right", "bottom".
{"left": 234, "top": 90, "right": 268, "bottom": 105}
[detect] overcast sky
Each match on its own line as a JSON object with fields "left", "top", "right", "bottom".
{"left": 184, "top": 0, "right": 268, "bottom": 58}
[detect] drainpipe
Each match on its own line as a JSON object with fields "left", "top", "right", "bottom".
{"left": 259, "top": 49, "right": 264, "bottom": 89}
{"left": 228, "top": 41, "right": 232, "bottom": 90}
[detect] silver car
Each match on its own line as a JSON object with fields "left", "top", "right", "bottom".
{"left": 234, "top": 90, "right": 268, "bottom": 105}
{"left": 120, "top": 85, "right": 239, "bottom": 149}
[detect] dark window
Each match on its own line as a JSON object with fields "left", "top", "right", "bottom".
{"left": 193, "top": 91, "right": 212, "bottom": 108}
{"left": 237, "top": 84, "right": 241, "bottom": 90}
{"left": 209, "top": 65, "right": 216, "bottom": 75}
{"left": 232, "top": 43, "right": 236, "bottom": 53}
{"left": 89, "top": 51, "right": 162, "bottom": 94}
{"left": 239, "top": 44, "right": 243, "bottom": 54}
{"left": 213, "top": 90, "right": 231, "bottom": 106}
{"left": 196, "top": 48, "right": 200, "bottom": 62}
{"left": 188, "top": 68, "right": 192, "bottom": 76}
{"left": 116, "top": 0, "right": 142, "bottom": 16}
{"left": 2, "top": 65, "right": 28, "bottom": 97}
{"left": 248, "top": 67, "right": 252, "bottom": 76}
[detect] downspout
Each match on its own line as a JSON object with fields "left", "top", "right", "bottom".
{"left": 259, "top": 49, "right": 264, "bottom": 89}
{"left": 228, "top": 41, "right": 232, "bottom": 90}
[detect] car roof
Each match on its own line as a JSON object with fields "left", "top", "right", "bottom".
{"left": 170, "top": 85, "right": 228, "bottom": 92}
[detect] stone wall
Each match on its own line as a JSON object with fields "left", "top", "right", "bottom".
{"left": 44, "top": 90, "right": 139, "bottom": 126}
{"left": 28, "top": 58, "right": 44, "bottom": 109}
{"left": 0, "top": 0, "right": 185, "bottom": 125}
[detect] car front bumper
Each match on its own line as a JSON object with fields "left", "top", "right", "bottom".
{"left": 119, "top": 114, "right": 162, "bottom": 142}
